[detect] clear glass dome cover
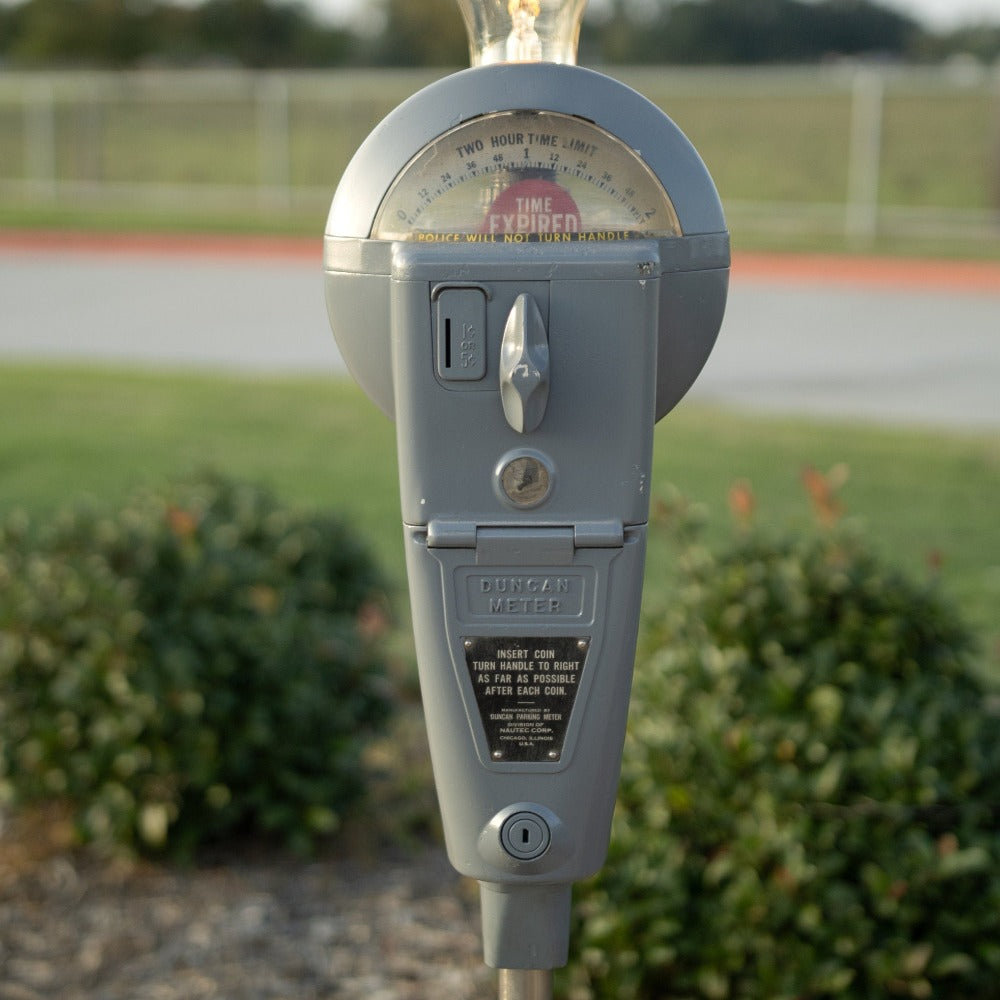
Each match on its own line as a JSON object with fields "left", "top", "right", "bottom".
{"left": 370, "top": 110, "right": 681, "bottom": 241}
{"left": 455, "top": 0, "right": 588, "bottom": 65}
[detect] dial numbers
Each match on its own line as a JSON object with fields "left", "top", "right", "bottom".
{"left": 371, "top": 110, "right": 681, "bottom": 241}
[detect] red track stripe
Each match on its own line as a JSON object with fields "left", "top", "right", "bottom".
{"left": 1, "top": 229, "right": 998, "bottom": 292}
{"left": 735, "top": 251, "right": 1000, "bottom": 294}
{"left": 0, "top": 229, "right": 318, "bottom": 261}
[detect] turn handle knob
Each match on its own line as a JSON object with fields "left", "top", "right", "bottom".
{"left": 499, "top": 293, "right": 549, "bottom": 434}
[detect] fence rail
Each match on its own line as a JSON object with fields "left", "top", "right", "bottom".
{"left": 1, "top": 65, "right": 998, "bottom": 247}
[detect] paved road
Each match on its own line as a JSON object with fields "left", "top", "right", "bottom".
{"left": 702, "top": 270, "right": 1000, "bottom": 429}
{"left": 1, "top": 239, "right": 337, "bottom": 374}
{"left": 2, "top": 235, "right": 998, "bottom": 429}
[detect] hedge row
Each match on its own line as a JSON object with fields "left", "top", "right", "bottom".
{"left": 0, "top": 473, "right": 394, "bottom": 856}
{"left": 569, "top": 510, "right": 1000, "bottom": 999}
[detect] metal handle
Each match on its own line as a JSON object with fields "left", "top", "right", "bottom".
{"left": 498, "top": 968, "right": 553, "bottom": 1000}
{"left": 499, "top": 292, "right": 550, "bottom": 434}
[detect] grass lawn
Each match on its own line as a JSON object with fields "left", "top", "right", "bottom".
{"left": 2, "top": 364, "right": 997, "bottom": 679}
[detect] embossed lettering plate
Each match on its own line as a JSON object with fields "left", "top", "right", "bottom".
{"left": 455, "top": 567, "right": 596, "bottom": 623}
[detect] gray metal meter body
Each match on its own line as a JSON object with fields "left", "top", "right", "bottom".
{"left": 324, "top": 61, "right": 728, "bottom": 974}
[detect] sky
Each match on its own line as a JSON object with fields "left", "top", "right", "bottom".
{"left": 312, "top": 0, "right": 1000, "bottom": 32}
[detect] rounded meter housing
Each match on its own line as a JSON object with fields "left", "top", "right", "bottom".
{"left": 324, "top": 61, "right": 729, "bottom": 422}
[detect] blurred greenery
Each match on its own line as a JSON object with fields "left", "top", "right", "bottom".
{"left": 569, "top": 513, "right": 1000, "bottom": 998}
{"left": 0, "top": 471, "right": 395, "bottom": 855}
{"left": 2, "top": 0, "right": 997, "bottom": 262}
{"left": 1, "top": 365, "right": 996, "bottom": 679}
{"left": 2, "top": 63, "right": 996, "bottom": 260}
{"left": 0, "top": 0, "right": 997, "bottom": 68}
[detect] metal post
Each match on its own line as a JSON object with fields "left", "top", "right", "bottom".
{"left": 498, "top": 968, "right": 553, "bottom": 1000}
{"left": 845, "top": 67, "right": 884, "bottom": 247}
{"left": 256, "top": 72, "right": 291, "bottom": 212}
{"left": 24, "top": 79, "right": 57, "bottom": 202}
{"left": 989, "top": 62, "right": 1000, "bottom": 219}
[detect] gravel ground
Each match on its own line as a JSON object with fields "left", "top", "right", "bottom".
{"left": 0, "top": 810, "right": 495, "bottom": 1000}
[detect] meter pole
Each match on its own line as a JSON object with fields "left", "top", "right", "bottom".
{"left": 499, "top": 968, "right": 553, "bottom": 1000}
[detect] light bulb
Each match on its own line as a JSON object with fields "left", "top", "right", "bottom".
{"left": 455, "top": 0, "right": 588, "bottom": 66}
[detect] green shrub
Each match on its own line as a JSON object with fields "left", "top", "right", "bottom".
{"left": 569, "top": 513, "right": 1000, "bottom": 999}
{"left": 0, "top": 473, "right": 395, "bottom": 856}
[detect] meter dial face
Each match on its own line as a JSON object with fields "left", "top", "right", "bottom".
{"left": 371, "top": 110, "right": 681, "bottom": 242}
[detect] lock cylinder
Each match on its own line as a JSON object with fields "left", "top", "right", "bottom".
{"left": 501, "top": 811, "right": 551, "bottom": 861}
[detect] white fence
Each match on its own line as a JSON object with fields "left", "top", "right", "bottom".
{"left": 1, "top": 65, "right": 998, "bottom": 247}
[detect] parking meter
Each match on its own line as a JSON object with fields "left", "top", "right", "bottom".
{"left": 324, "top": 0, "right": 728, "bottom": 988}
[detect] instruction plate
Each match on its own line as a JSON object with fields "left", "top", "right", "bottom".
{"left": 463, "top": 636, "right": 590, "bottom": 763}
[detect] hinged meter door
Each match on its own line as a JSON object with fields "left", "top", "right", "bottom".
{"left": 389, "top": 242, "right": 660, "bottom": 534}
{"left": 403, "top": 520, "right": 646, "bottom": 891}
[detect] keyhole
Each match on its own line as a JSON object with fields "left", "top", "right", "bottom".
{"left": 522, "top": 827, "right": 530, "bottom": 844}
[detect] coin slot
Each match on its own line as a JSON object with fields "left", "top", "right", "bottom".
{"left": 436, "top": 287, "right": 487, "bottom": 382}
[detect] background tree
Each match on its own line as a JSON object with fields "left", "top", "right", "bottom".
{"left": 621, "top": 0, "right": 921, "bottom": 64}
{"left": 1, "top": 0, "right": 155, "bottom": 66}
{"left": 369, "top": 0, "right": 467, "bottom": 66}
{"left": 193, "top": 0, "right": 323, "bottom": 67}
{"left": 0, "top": 0, "right": 352, "bottom": 67}
{"left": 0, "top": 0, "right": 996, "bottom": 68}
